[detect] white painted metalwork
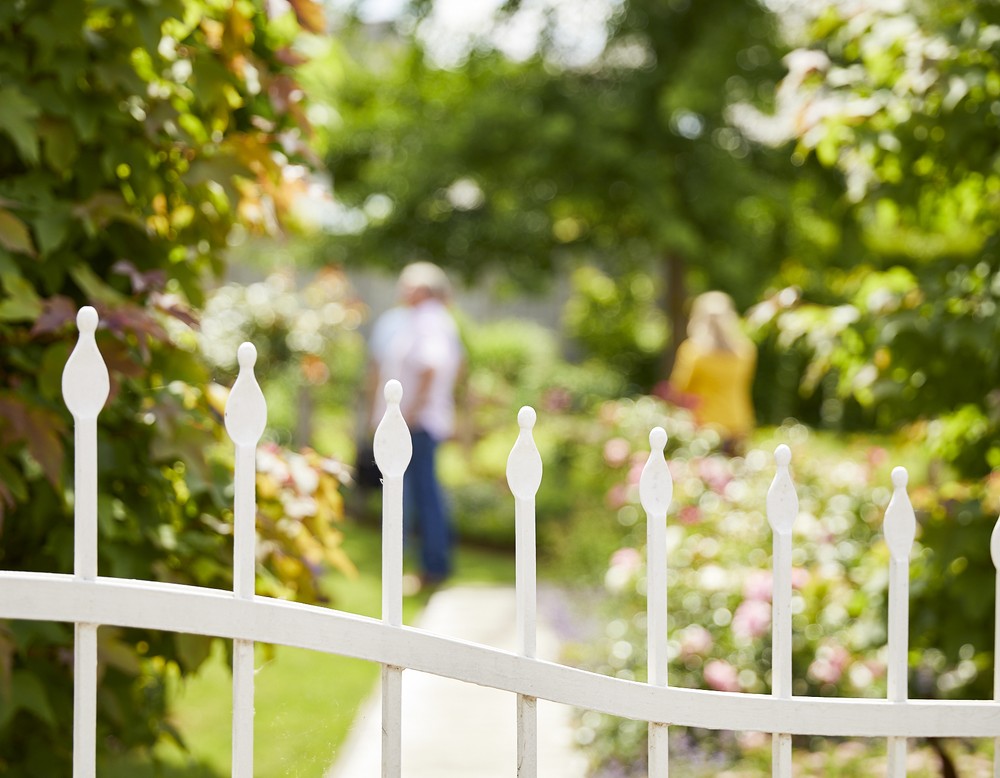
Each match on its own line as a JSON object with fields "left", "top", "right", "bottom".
{"left": 992, "top": 517, "right": 1000, "bottom": 778}
{"left": 62, "top": 306, "right": 108, "bottom": 778}
{"left": 224, "top": 342, "right": 267, "bottom": 778}
{"left": 373, "top": 379, "right": 410, "bottom": 778}
{"left": 766, "top": 444, "right": 797, "bottom": 777}
{"left": 4, "top": 310, "right": 1000, "bottom": 777}
{"left": 507, "top": 406, "right": 543, "bottom": 778}
{"left": 884, "top": 466, "right": 915, "bottom": 777}
{"left": 640, "top": 427, "right": 672, "bottom": 778}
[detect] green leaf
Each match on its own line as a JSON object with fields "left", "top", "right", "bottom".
{"left": 0, "top": 271, "right": 42, "bottom": 321}
{"left": 39, "top": 119, "right": 79, "bottom": 174}
{"left": 32, "top": 204, "right": 72, "bottom": 255}
{"left": 0, "top": 670, "right": 57, "bottom": 729}
{"left": 0, "top": 455, "right": 28, "bottom": 503}
{"left": 69, "top": 264, "right": 126, "bottom": 305}
{"left": 173, "top": 632, "right": 213, "bottom": 673}
{"left": 0, "top": 87, "right": 41, "bottom": 163}
{"left": 0, "top": 208, "right": 37, "bottom": 258}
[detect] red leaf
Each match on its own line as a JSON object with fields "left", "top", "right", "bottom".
{"left": 98, "top": 303, "right": 168, "bottom": 363}
{"left": 0, "top": 396, "right": 66, "bottom": 489}
{"left": 152, "top": 292, "right": 199, "bottom": 328}
{"left": 111, "top": 260, "right": 167, "bottom": 295}
{"left": 30, "top": 295, "right": 77, "bottom": 338}
{"left": 275, "top": 47, "right": 308, "bottom": 67}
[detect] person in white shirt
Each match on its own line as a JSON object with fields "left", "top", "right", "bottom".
{"left": 370, "top": 262, "right": 463, "bottom": 585}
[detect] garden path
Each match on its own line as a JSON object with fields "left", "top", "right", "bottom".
{"left": 325, "top": 584, "right": 589, "bottom": 778}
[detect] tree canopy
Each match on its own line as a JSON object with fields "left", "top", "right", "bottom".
{"left": 0, "top": 0, "right": 346, "bottom": 771}
{"left": 741, "top": 0, "right": 1000, "bottom": 473}
{"left": 319, "top": 0, "right": 801, "bottom": 309}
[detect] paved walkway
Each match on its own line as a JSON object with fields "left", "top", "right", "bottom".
{"left": 326, "top": 585, "right": 589, "bottom": 778}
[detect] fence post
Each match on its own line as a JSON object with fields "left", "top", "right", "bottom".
{"left": 883, "top": 467, "right": 915, "bottom": 777}
{"left": 766, "top": 444, "right": 798, "bottom": 777}
{"left": 991, "top": 517, "right": 1000, "bottom": 778}
{"left": 62, "top": 307, "right": 109, "bottom": 778}
{"left": 373, "top": 379, "right": 411, "bottom": 778}
{"left": 506, "top": 406, "right": 543, "bottom": 778}
{"left": 640, "top": 427, "right": 673, "bottom": 778}
{"left": 224, "top": 343, "right": 267, "bottom": 778}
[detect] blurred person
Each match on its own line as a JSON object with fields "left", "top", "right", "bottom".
{"left": 662, "top": 291, "right": 756, "bottom": 452}
{"left": 369, "top": 262, "right": 464, "bottom": 586}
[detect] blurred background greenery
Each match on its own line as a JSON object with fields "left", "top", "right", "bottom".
{"left": 2, "top": 0, "right": 1000, "bottom": 774}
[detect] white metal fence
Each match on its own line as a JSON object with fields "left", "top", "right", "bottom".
{"left": 2, "top": 307, "right": 1000, "bottom": 777}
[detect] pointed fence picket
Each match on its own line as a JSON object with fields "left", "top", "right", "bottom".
{"left": 224, "top": 342, "right": 267, "bottom": 778}
{"left": 507, "top": 406, "right": 543, "bottom": 778}
{"left": 373, "top": 379, "right": 410, "bottom": 778}
{"left": 2, "top": 311, "right": 1000, "bottom": 777}
{"left": 61, "top": 307, "right": 108, "bottom": 778}
{"left": 884, "top": 467, "right": 916, "bottom": 776}
{"left": 766, "top": 444, "right": 796, "bottom": 778}
{"left": 640, "top": 427, "right": 672, "bottom": 778}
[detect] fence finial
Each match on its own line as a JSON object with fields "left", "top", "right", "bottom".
{"left": 374, "top": 379, "right": 412, "bottom": 479}
{"left": 224, "top": 343, "right": 267, "bottom": 447}
{"left": 991, "top": 517, "right": 1000, "bottom": 570}
{"left": 884, "top": 466, "right": 915, "bottom": 561}
{"left": 767, "top": 444, "right": 798, "bottom": 535}
{"left": 640, "top": 427, "right": 672, "bottom": 519}
{"left": 507, "top": 406, "right": 542, "bottom": 500}
{"left": 62, "top": 306, "right": 109, "bottom": 420}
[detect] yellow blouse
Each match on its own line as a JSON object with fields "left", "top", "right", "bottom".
{"left": 669, "top": 339, "right": 757, "bottom": 438}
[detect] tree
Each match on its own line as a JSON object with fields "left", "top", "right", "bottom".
{"left": 317, "top": 0, "right": 804, "bottom": 373}
{"left": 0, "top": 0, "right": 349, "bottom": 772}
{"left": 737, "top": 0, "right": 1000, "bottom": 473}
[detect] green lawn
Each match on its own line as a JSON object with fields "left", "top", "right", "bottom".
{"left": 106, "top": 521, "right": 514, "bottom": 777}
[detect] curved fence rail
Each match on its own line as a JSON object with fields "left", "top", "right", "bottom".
{"left": 2, "top": 307, "right": 1000, "bottom": 777}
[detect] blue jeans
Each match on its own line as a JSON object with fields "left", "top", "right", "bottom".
{"left": 403, "top": 429, "right": 452, "bottom": 579}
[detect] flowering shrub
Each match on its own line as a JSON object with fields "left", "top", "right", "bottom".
{"left": 197, "top": 267, "right": 367, "bottom": 446}
{"left": 199, "top": 268, "right": 365, "bottom": 374}
{"left": 574, "top": 399, "right": 996, "bottom": 774}
{"left": 254, "top": 443, "right": 356, "bottom": 602}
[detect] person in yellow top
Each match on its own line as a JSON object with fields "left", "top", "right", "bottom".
{"left": 666, "top": 291, "right": 757, "bottom": 451}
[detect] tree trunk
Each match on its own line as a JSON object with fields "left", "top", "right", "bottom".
{"left": 294, "top": 383, "right": 314, "bottom": 449}
{"left": 661, "top": 252, "right": 688, "bottom": 378}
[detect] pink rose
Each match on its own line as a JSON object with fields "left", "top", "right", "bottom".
{"left": 742, "top": 571, "right": 772, "bottom": 602}
{"left": 704, "top": 659, "right": 741, "bottom": 692}
{"left": 808, "top": 644, "right": 851, "bottom": 685}
{"left": 603, "top": 437, "right": 631, "bottom": 468}
{"left": 679, "top": 625, "right": 713, "bottom": 657}
{"left": 731, "top": 599, "right": 771, "bottom": 640}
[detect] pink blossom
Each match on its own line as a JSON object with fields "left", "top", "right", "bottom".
{"left": 790, "top": 567, "right": 809, "bottom": 589}
{"left": 542, "top": 387, "right": 572, "bottom": 413}
{"left": 603, "top": 437, "right": 631, "bottom": 468}
{"left": 731, "top": 599, "right": 771, "bottom": 640}
{"left": 743, "top": 571, "right": 773, "bottom": 602}
{"left": 610, "top": 547, "right": 642, "bottom": 573}
{"left": 808, "top": 644, "right": 851, "bottom": 685}
{"left": 704, "top": 659, "right": 741, "bottom": 692}
{"left": 679, "top": 625, "right": 713, "bottom": 657}
{"left": 698, "top": 457, "right": 732, "bottom": 493}
{"left": 626, "top": 462, "right": 644, "bottom": 486}
{"left": 605, "top": 483, "right": 628, "bottom": 510}
{"left": 866, "top": 446, "right": 888, "bottom": 470}
{"left": 604, "top": 547, "right": 642, "bottom": 593}
{"left": 678, "top": 505, "right": 702, "bottom": 525}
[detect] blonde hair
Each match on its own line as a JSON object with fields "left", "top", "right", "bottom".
{"left": 687, "top": 291, "right": 751, "bottom": 354}
{"left": 398, "top": 262, "right": 452, "bottom": 302}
